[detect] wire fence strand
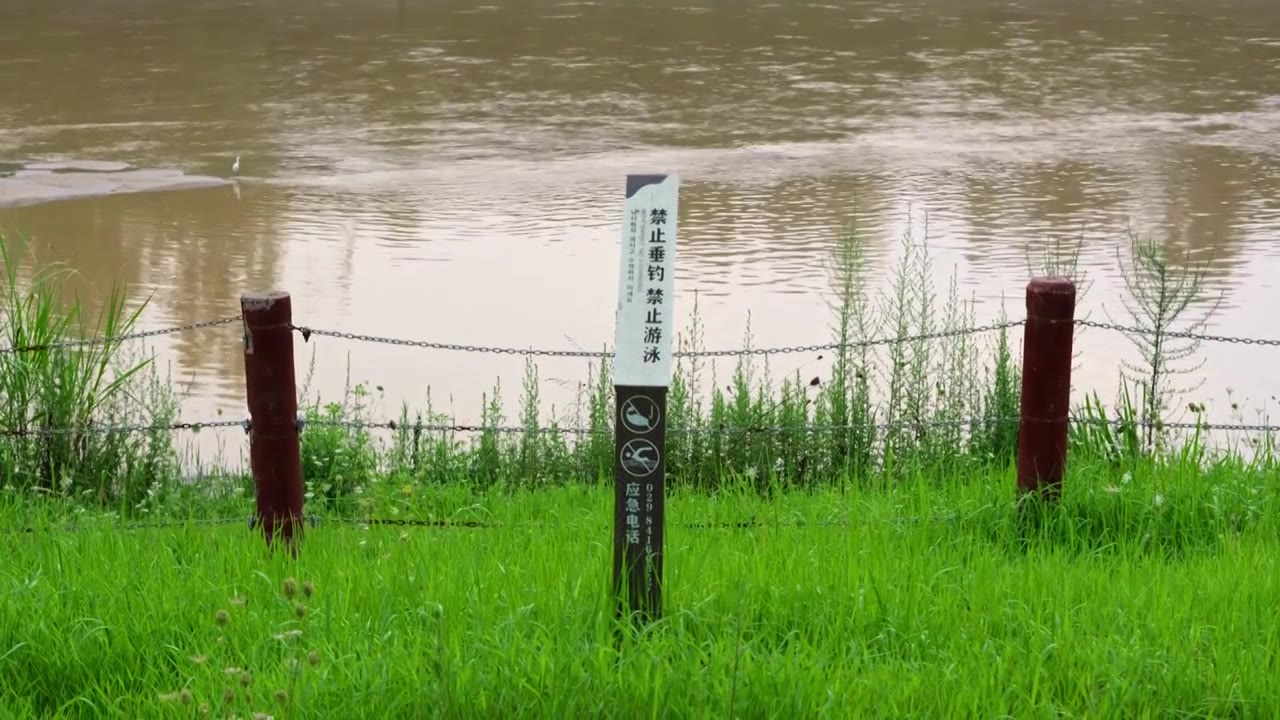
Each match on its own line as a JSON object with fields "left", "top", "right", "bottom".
{"left": 4, "top": 415, "right": 1278, "bottom": 438}
{"left": 0, "top": 316, "right": 242, "bottom": 354}
{"left": 1075, "top": 320, "right": 1280, "bottom": 347}
{"left": 0, "top": 512, "right": 970, "bottom": 536}
{"left": 289, "top": 320, "right": 1028, "bottom": 359}
{"left": 2, "top": 312, "right": 1277, "bottom": 362}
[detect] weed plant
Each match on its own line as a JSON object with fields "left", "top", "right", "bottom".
{"left": 0, "top": 222, "right": 1273, "bottom": 522}
{"left": 295, "top": 223, "right": 1268, "bottom": 513}
{"left": 0, "top": 232, "right": 181, "bottom": 511}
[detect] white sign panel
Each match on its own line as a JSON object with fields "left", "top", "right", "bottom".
{"left": 613, "top": 174, "right": 679, "bottom": 387}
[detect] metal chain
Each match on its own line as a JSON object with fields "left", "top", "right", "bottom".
{"left": 289, "top": 320, "right": 1027, "bottom": 360}
{"left": 1, "top": 513, "right": 973, "bottom": 535}
{"left": 0, "top": 419, "right": 251, "bottom": 437}
{"left": 1071, "top": 417, "right": 1280, "bottom": 433}
{"left": 0, "top": 515, "right": 252, "bottom": 535}
{"left": 678, "top": 320, "right": 1028, "bottom": 358}
{"left": 1076, "top": 320, "right": 1280, "bottom": 347}
{"left": 291, "top": 326, "right": 610, "bottom": 358}
{"left": 0, "top": 316, "right": 243, "bottom": 354}
{"left": 4, "top": 414, "right": 1275, "bottom": 439}
{"left": 299, "top": 416, "right": 1025, "bottom": 436}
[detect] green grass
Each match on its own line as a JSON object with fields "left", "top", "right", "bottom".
{"left": 1, "top": 456, "right": 1277, "bottom": 719}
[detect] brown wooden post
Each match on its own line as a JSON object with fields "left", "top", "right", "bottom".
{"left": 241, "top": 291, "right": 305, "bottom": 553}
{"left": 1016, "top": 277, "right": 1076, "bottom": 504}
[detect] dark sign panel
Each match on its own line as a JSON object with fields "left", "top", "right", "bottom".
{"left": 611, "top": 173, "right": 679, "bottom": 622}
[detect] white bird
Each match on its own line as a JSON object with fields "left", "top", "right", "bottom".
{"left": 231, "top": 155, "right": 241, "bottom": 175}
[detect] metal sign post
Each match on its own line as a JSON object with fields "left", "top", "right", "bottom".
{"left": 611, "top": 173, "right": 679, "bottom": 624}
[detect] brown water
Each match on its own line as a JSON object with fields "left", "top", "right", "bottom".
{"left": 2, "top": 0, "right": 1280, "bottom": 462}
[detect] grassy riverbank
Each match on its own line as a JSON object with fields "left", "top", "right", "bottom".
{"left": 2, "top": 468, "right": 1278, "bottom": 718}
{"left": 3, "top": 224, "right": 1280, "bottom": 717}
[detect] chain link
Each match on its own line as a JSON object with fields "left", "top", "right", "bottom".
{"left": 1071, "top": 417, "right": 1280, "bottom": 433}
{"left": 1076, "top": 319, "right": 1280, "bottom": 347}
{"left": 677, "top": 320, "right": 1028, "bottom": 358}
{"left": 0, "top": 515, "right": 253, "bottom": 535}
{"left": 291, "top": 326, "right": 611, "bottom": 358}
{"left": 299, "top": 416, "right": 1024, "bottom": 436}
{"left": 0, "top": 316, "right": 243, "bottom": 355}
{"left": 4, "top": 414, "right": 1275, "bottom": 439}
{"left": 290, "top": 320, "right": 1027, "bottom": 359}
{"left": 0, "top": 419, "right": 251, "bottom": 437}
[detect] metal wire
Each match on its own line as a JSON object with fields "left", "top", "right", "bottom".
{"left": 289, "top": 320, "right": 1028, "bottom": 359}
{"left": 0, "top": 419, "right": 251, "bottom": 437}
{"left": 1070, "top": 418, "right": 1280, "bottom": 433}
{"left": 1076, "top": 320, "right": 1280, "bottom": 347}
{"left": 0, "top": 316, "right": 243, "bottom": 354}
{"left": 0, "top": 515, "right": 252, "bottom": 535}
{"left": 4, "top": 414, "right": 1277, "bottom": 439}
{"left": 1, "top": 512, "right": 967, "bottom": 536}
{"left": 297, "top": 416, "right": 1027, "bottom": 436}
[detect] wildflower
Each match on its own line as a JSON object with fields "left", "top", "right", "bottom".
{"left": 295, "top": 603, "right": 308, "bottom": 619}
{"left": 190, "top": 654, "right": 208, "bottom": 664}
{"left": 1153, "top": 493, "right": 1165, "bottom": 508}
{"left": 1103, "top": 485, "right": 1121, "bottom": 495}
{"left": 215, "top": 610, "right": 230, "bottom": 627}
{"left": 159, "top": 691, "right": 181, "bottom": 703}
{"left": 275, "top": 689, "right": 290, "bottom": 704}
{"left": 307, "top": 651, "right": 321, "bottom": 667}
{"left": 303, "top": 580, "right": 314, "bottom": 598}
{"left": 223, "top": 688, "right": 237, "bottom": 704}
{"left": 273, "top": 629, "right": 304, "bottom": 642}
{"left": 282, "top": 577, "right": 297, "bottom": 599}
{"left": 181, "top": 689, "right": 193, "bottom": 705}
{"left": 239, "top": 670, "right": 254, "bottom": 687}
{"left": 230, "top": 596, "right": 246, "bottom": 607}
{"left": 199, "top": 703, "right": 210, "bottom": 717}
